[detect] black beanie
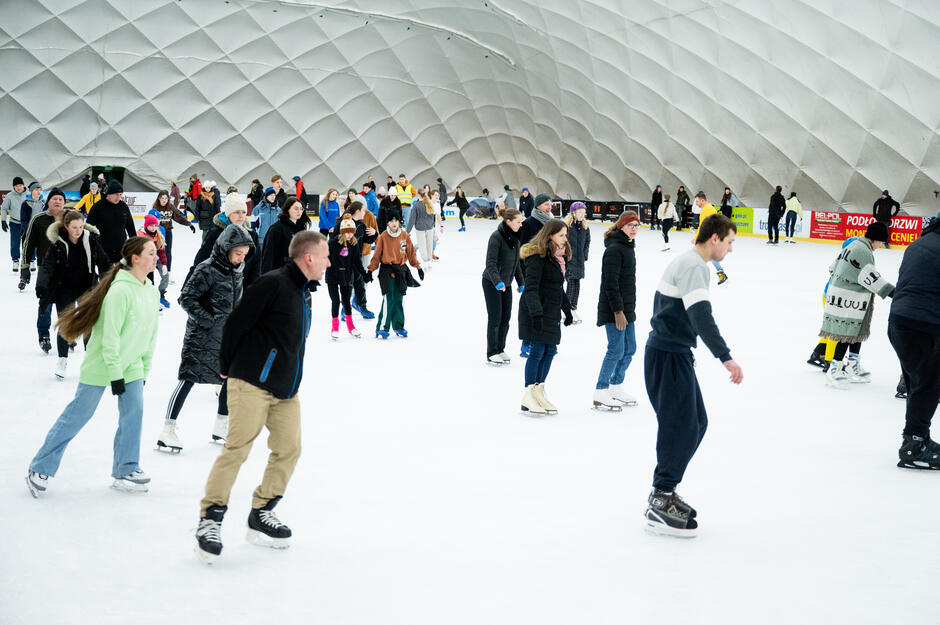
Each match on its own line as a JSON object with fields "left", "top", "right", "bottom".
{"left": 105, "top": 179, "right": 123, "bottom": 195}
{"left": 865, "top": 221, "right": 889, "bottom": 242}
{"left": 12, "top": 176, "right": 24, "bottom": 187}
{"left": 46, "top": 187, "right": 66, "bottom": 203}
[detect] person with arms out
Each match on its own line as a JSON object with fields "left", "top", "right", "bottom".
{"left": 518, "top": 219, "right": 573, "bottom": 415}
{"left": 593, "top": 211, "right": 640, "bottom": 410}
{"left": 26, "top": 236, "right": 160, "bottom": 497}
{"left": 1, "top": 176, "right": 28, "bottom": 271}
{"left": 158, "top": 224, "right": 254, "bottom": 454}
{"left": 367, "top": 214, "right": 422, "bottom": 339}
{"left": 195, "top": 231, "right": 329, "bottom": 562}
{"left": 447, "top": 186, "right": 471, "bottom": 232}
{"left": 644, "top": 214, "right": 743, "bottom": 537}
{"left": 149, "top": 189, "right": 195, "bottom": 273}
{"left": 482, "top": 209, "right": 525, "bottom": 365}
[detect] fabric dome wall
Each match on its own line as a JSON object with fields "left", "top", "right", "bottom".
{"left": 1, "top": 0, "right": 938, "bottom": 214}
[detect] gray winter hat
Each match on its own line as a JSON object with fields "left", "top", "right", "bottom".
{"left": 534, "top": 193, "right": 552, "bottom": 207}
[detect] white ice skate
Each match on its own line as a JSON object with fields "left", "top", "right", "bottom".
{"left": 570, "top": 310, "right": 582, "bottom": 324}
{"left": 826, "top": 362, "right": 851, "bottom": 389}
{"left": 331, "top": 330, "right": 340, "bottom": 341}
{"left": 488, "top": 354, "right": 509, "bottom": 366}
{"left": 533, "top": 383, "right": 558, "bottom": 415}
{"left": 592, "top": 388, "right": 622, "bottom": 411}
{"left": 521, "top": 385, "right": 547, "bottom": 415}
{"left": 497, "top": 352, "right": 511, "bottom": 364}
{"left": 111, "top": 470, "right": 150, "bottom": 493}
{"left": 156, "top": 421, "right": 183, "bottom": 454}
{"left": 26, "top": 471, "right": 48, "bottom": 498}
{"left": 845, "top": 357, "right": 871, "bottom": 384}
{"left": 609, "top": 384, "right": 639, "bottom": 406}
{"left": 211, "top": 415, "right": 228, "bottom": 444}
{"left": 349, "top": 327, "right": 362, "bottom": 338}
{"left": 661, "top": 245, "right": 671, "bottom": 252}
{"left": 54, "top": 357, "right": 67, "bottom": 380}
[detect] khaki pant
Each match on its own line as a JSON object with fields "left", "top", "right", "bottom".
{"left": 415, "top": 228, "right": 434, "bottom": 263}
{"left": 200, "top": 378, "right": 301, "bottom": 515}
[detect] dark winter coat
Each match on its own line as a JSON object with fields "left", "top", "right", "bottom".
{"left": 519, "top": 209, "right": 552, "bottom": 245}
{"left": 20, "top": 196, "right": 44, "bottom": 227}
{"left": 890, "top": 224, "right": 940, "bottom": 336}
{"left": 86, "top": 198, "right": 135, "bottom": 253}
{"left": 447, "top": 194, "right": 470, "bottom": 213}
{"left": 651, "top": 190, "right": 663, "bottom": 216}
{"left": 518, "top": 248, "right": 571, "bottom": 345}
{"left": 377, "top": 196, "right": 403, "bottom": 234}
{"left": 519, "top": 193, "right": 534, "bottom": 218}
{"left": 275, "top": 188, "right": 288, "bottom": 209}
{"left": 192, "top": 213, "right": 261, "bottom": 286}
{"left": 596, "top": 229, "right": 637, "bottom": 325}
{"left": 326, "top": 234, "right": 367, "bottom": 287}
{"left": 483, "top": 222, "right": 525, "bottom": 289}
{"left": 248, "top": 183, "right": 263, "bottom": 209}
{"left": 873, "top": 195, "right": 901, "bottom": 223}
{"left": 676, "top": 189, "right": 690, "bottom": 208}
{"left": 195, "top": 192, "right": 218, "bottom": 231}
{"left": 36, "top": 222, "right": 110, "bottom": 305}
{"left": 220, "top": 260, "right": 318, "bottom": 399}
{"left": 769, "top": 191, "right": 786, "bottom": 219}
{"left": 261, "top": 215, "right": 306, "bottom": 274}
{"left": 565, "top": 219, "right": 591, "bottom": 280}
{"left": 178, "top": 225, "right": 254, "bottom": 384}
{"left": 20, "top": 211, "right": 58, "bottom": 277}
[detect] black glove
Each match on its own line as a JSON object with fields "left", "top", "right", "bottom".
{"left": 1, "top": 221, "right": 7, "bottom": 232}
{"left": 364, "top": 271, "right": 373, "bottom": 283}
{"left": 418, "top": 268, "right": 425, "bottom": 280}
{"left": 110, "top": 379, "right": 126, "bottom": 396}
{"left": 563, "top": 311, "right": 573, "bottom": 327}
{"left": 189, "top": 224, "right": 196, "bottom": 233}
{"left": 532, "top": 316, "right": 543, "bottom": 331}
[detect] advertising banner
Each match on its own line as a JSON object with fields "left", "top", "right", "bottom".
{"left": 810, "top": 212, "right": 922, "bottom": 247}
{"left": 730, "top": 206, "right": 754, "bottom": 235}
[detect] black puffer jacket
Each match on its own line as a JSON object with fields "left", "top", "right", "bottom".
{"left": 377, "top": 196, "right": 403, "bottom": 234}
{"left": 178, "top": 225, "right": 254, "bottom": 384}
{"left": 261, "top": 215, "right": 306, "bottom": 274}
{"left": 326, "top": 233, "right": 366, "bottom": 287}
{"left": 518, "top": 247, "right": 571, "bottom": 345}
{"left": 596, "top": 229, "right": 637, "bottom": 325}
{"left": 519, "top": 193, "right": 534, "bottom": 218}
{"left": 86, "top": 198, "right": 135, "bottom": 252}
{"left": 192, "top": 213, "right": 261, "bottom": 286}
{"left": 565, "top": 219, "right": 591, "bottom": 280}
{"left": 36, "top": 222, "right": 110, "bottom": 303}
{"left": 220, "top": 260, "right": 318, "bottom": 399}
{"left": 482, "top": 221, "right": 524, "bottom": 288}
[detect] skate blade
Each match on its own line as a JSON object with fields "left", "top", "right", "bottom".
{"left": 54, "top": 374, "right": 65, "bottom": 381}
{"left": 487, "top": 361, "right": 509, "bottom": 367}
{"left": 25, "top": 477, "right": 42, "bottom": 498}
{"left": 614, "top": 400, "right": 638, "bottom": 407}
{"left": 592, "top": 402, "right": 622, "bottom": 412}
{"left": 246, "top": 529, "right": 290, "bottom": 549}
{"left": 644, "top": 520, "right": 697, "bottom": 538}
{"left": 111, "top": 480, "right": 149, "bottom": 493}
{"left": 210, "top": 437, "right": 225, "bottom": 445}
{"left": 897, "top": 460, "right": 940, "bottom": 470}
{"left": 155, "top": 443, "right": 182, "bottom": 454}
{"left": 849, "top": 378, "right": 872, "bottom": 384}
{"left": 350, "top": 333, "right": 362, "bottom": 339}
{"left": 194, "top": 545, "right": 219, "bottom": 564}
{"left": 520, "top": 406, "right": 547, "bottom": 416}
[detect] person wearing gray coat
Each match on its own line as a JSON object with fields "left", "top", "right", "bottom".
{"left": 156, "top": 224, "right": 255, "bottom": 453}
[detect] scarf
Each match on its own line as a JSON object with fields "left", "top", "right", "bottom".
{"left": 497, "top": 221, "right": 519, "bottom": 244}
{"left": 533, "top": 209, "right": 551, "bottom": 225}
{"left": 553, "top": 244, "right": 566, "bottom": 276}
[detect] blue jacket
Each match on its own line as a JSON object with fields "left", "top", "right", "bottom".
{"left": 363, "top": 190, "right": 379, "bottom": 217}
{"left": 251, "top": 199, "right": 279, "bottom": 244}
{"left": 318, "top": 200, "right": 340, "bottom": 231}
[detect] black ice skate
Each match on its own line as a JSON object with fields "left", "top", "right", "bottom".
{"left": 806, "top": 351, "right": 828, "bottom": 369}
{"left": 39, "top": 336, "right": 51, "bottom": 354}
{"left": 645, "top": 488, "right": 698, "bottom": 537}
{"left": 195, "top": 504, "right": 227, "bottom": 564}
{"left": 895, "top": 375, "right": 907, "bottom": 399}
{"left": 897, "top": 435, "right": 940, "bottom": 470}
{"left": 247, "top": 496, "right": 292, "bottom": 549}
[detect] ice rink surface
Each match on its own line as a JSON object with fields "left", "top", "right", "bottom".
{"left": 2, "top": 220, "right": 936, "bottom": 625}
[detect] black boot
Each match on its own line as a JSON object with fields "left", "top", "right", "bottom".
{"left": 39, "top": 336, "right": 51, "bottom": 354}
{"left": 195, "top": 504, "right": 227, "bottom": 563}
{"left": 247, "top": 496, "right": 291, "bottom": 548}
{"left": 645, "top": 488, "right": 698, "bottom": 537}
{"left": 897, "top": 435, "right": 940, "bottom": 470}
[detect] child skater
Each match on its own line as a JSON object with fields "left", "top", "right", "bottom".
{"left": 367, "top": 214, "right": 423, "bottom": 339}
{"left": 327, "top": 215, "right": 367, "bottom": 340}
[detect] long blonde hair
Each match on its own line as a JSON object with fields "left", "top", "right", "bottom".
{"left": 56, "top": 237, "right": 152, "bottom": 343}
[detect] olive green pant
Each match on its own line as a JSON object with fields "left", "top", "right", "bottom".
{"left": 200, "top": 377, "right": 301, "bottom": 515}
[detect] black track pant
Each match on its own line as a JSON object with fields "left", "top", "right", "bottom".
{"left": 352, "top": 268, "right": 367, "bottom": 308}
{"left": 768, "top": 216, "right": 780, "bottom": 242}
{"left": 889, "top": 322, "right": 940, "bottom": 438}
{"left": 566, "top": 278, "right": 581, "bottom": 310}
{"left": 482, "top": 278, "right": 512, "bottom": 357}
{"left": 833, "top": 342, "right": 861, "bottom": 361}
{"left": 328, "top": 282, "right": 352, "bottom": 318}
{"left": 166, "top": 379, "right": 228, "bottom": 421}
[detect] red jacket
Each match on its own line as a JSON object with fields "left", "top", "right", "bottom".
{"left": 188, "top": 179, "right": 202, "bottom": 200}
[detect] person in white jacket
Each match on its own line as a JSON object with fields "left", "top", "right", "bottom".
{"left": 657, "top": 194, "right": 678, "bottom": 251}
{"left": 784, "top": 192, "right": 803, "bottom": 243}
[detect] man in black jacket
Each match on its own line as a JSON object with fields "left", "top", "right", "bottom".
{"left": 767, "top": 185, "right": 786, "bottom": 245}
{"left": 196, "top": 230, "right": 329, "bottom": 563}
{"left": 18, "top": 188, "right": 67, "bottom": 353}
{"left": 873, "top": 190, "right": 900, "bottom": 246}
{"left": 519, "top": 193, "right": 553, "bottom": 244}
{"left": 86, "top": 179, "right": 135, "bottom": 263}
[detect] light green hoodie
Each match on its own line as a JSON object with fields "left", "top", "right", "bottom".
{"left": 79, "top": 269, "right": 160, "bottom": 386}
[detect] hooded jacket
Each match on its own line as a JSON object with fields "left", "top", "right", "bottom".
{"left": 251, "top": 197, "right": 279, "bottom": 244}
{"left": 596, "top": 229, "right": 636, "bottom": 325}
{"left": 193, "top": 213, "right": 261, "bottom": 286}
{"left": 363, "top": 189, "right": 380, "bottom": 216}
{"left": 326, "top": 233, "right": 367, "bottom": 287}
{"left": 36, "top": 222, "right": 110, "bottom": 303}
{"left": 20, "top": 195, "right": 45, "bottom": 227}
{"left": 377, "top": 196, "right": 403, "bottom": 234}
{"left": 178, "top": 225, "right": 253, "bottom": 384}
{"left": 769, "top": 191, "right": 786, "bottom": 219}
{"left": 149, "top": 205, "right": 191, "bottom": 232}
{"left": 820, "top": 237, "right": 894, "bottom": 343}
{"left": 195, "top": 190, "right": 218, "bottom": 231}
{"left": 219, "top": 260, "right": 317, "bottom": 399}
{"left": 519, "top": 192, "right": 534, "bottom": 218}
{"left": 75, "top": 191, "right": 101, "bottom": 215}
{"left": 0, "top": 188, "right": 28, "bottom": 224}
{"left": 86, "top": 197, "right": 135, "bottom": 252}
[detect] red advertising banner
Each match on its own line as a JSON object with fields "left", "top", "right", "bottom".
{"left": 810, "top": 212, "right": 923, "bottom": 247}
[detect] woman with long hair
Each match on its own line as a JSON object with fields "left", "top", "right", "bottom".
{"left": 262, "top": 197, "right": 309, "bottom": 273}
{"left": 518, "top": 219, "right": 573, "bottom": 415}
{"left": 447, "top": 186, "right": 470, "bottom": 232}
{"left": 657, "top": 193, "right": 677, "bottom": 251}
{"left": 26, "top": 236, "right": 161, "bottom": 496}
{"left": 407, "top": 187, "right": 440, "bottom": 265}
{"left": 149, "top": 189, "right": 195, "bottom": 273}
{"left": 36, "top": 210, "right": 111, "bottom": 380}
{"left": 482, "top": 208, "right": 524, "bottom": 365}
{"left": 318, "top": 188, "right": 340, "bottom": 237}
{"left": 563, "top": 202, "right": 591, "bottom": 323}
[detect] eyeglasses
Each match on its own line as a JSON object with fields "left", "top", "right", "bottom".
{"left": 624, "top": 223, "right": 640, "bottom": 228}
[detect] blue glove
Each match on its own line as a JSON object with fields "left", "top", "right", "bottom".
{"left": 519, "top": 285, "right": 524, "bottom": 293}
{"left": 494, "top": 281, "right": 505, "bottom": 291}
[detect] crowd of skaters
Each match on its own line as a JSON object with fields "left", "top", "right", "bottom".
{"left": 2, "top": 166, "right": 936, "bottom": 551}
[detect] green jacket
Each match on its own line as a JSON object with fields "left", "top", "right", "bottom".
{"left": 819, "top": 238, "right": 894, "bottom": 343}
{"left": 79, "top": 269, "right": 160, "bottom": 386}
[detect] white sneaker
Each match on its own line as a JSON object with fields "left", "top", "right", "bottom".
{"left": 845, "top": 357, "right": 871, "bottom": 384}
{"left": 156, "top": 421, "right": 183, "bottom": 453}
{"left": 54, "top": 357, "right": 67, "bottom": 380}
{"left": 211, "top": 414, "right": 228, "bottom": 444}
{"left": 592, "top": 388, "right": 622, "bottom": 411}
{"left": 609, "top": 384, "right": 638, "bottom": 406}
{"left": 826, "top": 362, "right": 851, "bottom": 389}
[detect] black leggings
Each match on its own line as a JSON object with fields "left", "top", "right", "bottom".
{"left": 566, "top": 278, "right": 581, "bottom": 310}
{"left": 54, "top": 291, "right": 83, "bottom": 358}
{"left": 833, "top": 342, "right": 861, "bottom": 361}
{"left": 328, "top": 282, "right": 352, "bottom": 318}
{"left": 482, "top": 278, "right": 512, "bottom": 357}
{"left": 661, "top": 218, "right": 674, "bottom": 243}
{"left": 459, "top": 207, "right": 467, "bottom": 227}
{"left": 166, "top": 379, "right": 228, "bottom": 421}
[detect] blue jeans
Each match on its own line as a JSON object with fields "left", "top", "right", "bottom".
{"left": 524, "top": 342, "right": 557, "bottom": 386}
{"left": 710, "top": 260, "right": 724, "bottom": 273}
{"left": 37, "top": 302, "right": 52, "bottom": 339}
{"left": 596, "top": 322, "right": 636, "bottom": 389}
{"left": 785, "top": 212, "right": 797, "bottom": 238}
{"left": 10, "top": 221, "right": 21, "bottom": 261}
{"left": 30, "top": 380, "right": 145, "bottom": 478}
{"left": 402, "top": 203, "right": 412, "bottom": 230}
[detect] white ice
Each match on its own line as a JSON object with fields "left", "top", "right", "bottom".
{"left": 2, "top": 221, "right": 936, "bottom": 625}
